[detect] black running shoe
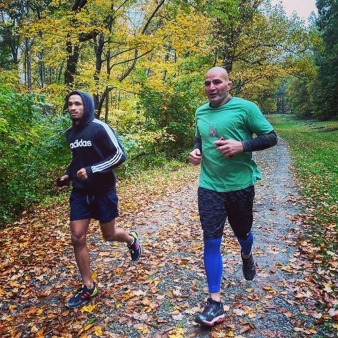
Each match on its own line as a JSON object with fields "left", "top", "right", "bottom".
{"left": 242, "top": 252, "right": 256, "bottom": 281}
{"left": 194, "top": 298, "right": 225, "bottom": 326}
{"left": 128, "top": 231, "right": 142, "bottom": 262}
{"left": 66, "top": 283, "right": 98, "bottom": 308}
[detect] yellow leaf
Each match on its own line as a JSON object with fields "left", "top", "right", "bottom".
{"left": 80, "top": 304, "right": 96, "bottom": 313}
{"left": 169, "top": 327, "right": 186, "bottom": 338}
{"left": 94, "top": 326, "right": 102, "bottom": 336}
{"left": 122, "top": 292, "right": 135, "bottom": 300}
{"left": 37, "top": 308, "right": 44, "bottom": 315}
{"left": 83, "top": 323, "right": 94, "bottom": 332}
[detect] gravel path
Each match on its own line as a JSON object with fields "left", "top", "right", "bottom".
{"left": 109, "top": 137, "right": 331, "bottom": 337}
{"left": 1, "top": 138, "right": 332, "bottom": 338}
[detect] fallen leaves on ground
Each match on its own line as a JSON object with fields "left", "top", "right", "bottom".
{"left": 0, "top": 157, "right": 337, "bottom": 337}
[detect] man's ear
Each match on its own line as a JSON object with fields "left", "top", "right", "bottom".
{"left": 227, "top": 81, "right": 233, "bottom": 90}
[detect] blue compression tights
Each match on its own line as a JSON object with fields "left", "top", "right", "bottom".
{"left": 237, "top": 232, "right": 253, "bottom": 255}
{"left": 204, "top": 238, "right": 223, "bottom": 293}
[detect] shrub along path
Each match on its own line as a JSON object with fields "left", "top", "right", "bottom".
{"left": 0, "top": 138, "right": 335, "bottom": 337}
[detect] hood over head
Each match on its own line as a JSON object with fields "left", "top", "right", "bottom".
{"left": 66, "top": 91, "right": 95, "bottom": 127}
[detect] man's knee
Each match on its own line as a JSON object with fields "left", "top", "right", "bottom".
{"left": 71, "top": 233, "right": 86, "bottom": 247}
{"left": 100, "top": 220, "right": 116, "bottom": 241}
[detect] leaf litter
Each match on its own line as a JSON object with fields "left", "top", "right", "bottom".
{"left": 0, "top": 138, "right": 336, "bottom": 337}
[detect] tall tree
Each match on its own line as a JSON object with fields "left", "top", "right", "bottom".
{"left": 203, "top": 0, "right": 312, "bottom": 108}
{"left": 0, "top": 0, "right": 56, "bottom": 89}
{"left": 90, "top": 0, "right": 166, "bottom": 118}
{"left": 314, "top": 0, "right": 338, "bottom": 119}
{"left": 0, "top": 1, "right": 23, "bottom": 68}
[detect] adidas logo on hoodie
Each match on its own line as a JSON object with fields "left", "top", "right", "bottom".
{"left": 70, "top": 139, "right": 92, "bottom": 149}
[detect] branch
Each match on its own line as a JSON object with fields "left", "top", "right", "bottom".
{"left": 141, "top": 0, "right": 165, "bottom": 35}
{"left": 108, "top": 49, "right": 153, "bottom": 76}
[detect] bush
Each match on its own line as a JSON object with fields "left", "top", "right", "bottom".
{"left": 0, "top": 85, "right": 70, "bottom": 225}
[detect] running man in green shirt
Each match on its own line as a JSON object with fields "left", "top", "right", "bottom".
{"left": 189, "top": 67, "right": 278, "bottom": 326}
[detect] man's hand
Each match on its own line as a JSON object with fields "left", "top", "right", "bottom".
{"left": 77, "top": 168, "right": 88, "bottom": 180}
{"left": 189, "top": 148, "right": 202, "bottom": 166}
{"left": 54, "top": 175, "right": 70, "bottom": 191}
{"left": 214, "top": 138, "right": 244, "bottom": 158}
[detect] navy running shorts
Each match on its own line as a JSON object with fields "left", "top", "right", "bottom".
{"left": 69, "top": 190, "right": 119, "bottom": 223}
{"left": 197, "top": 186, "right": 255, "bottom": 239}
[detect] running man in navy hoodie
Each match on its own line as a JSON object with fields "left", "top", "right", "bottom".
{"left": 57, "top": 91, "right": 142, "bottom": 308}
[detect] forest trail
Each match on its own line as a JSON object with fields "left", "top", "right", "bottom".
{"left": 0, "top": 138, "right": 333, "bottom": 337}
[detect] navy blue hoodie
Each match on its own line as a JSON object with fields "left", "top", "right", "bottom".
{"left": 65, "top": 91, "right": 126, "bottom": 194}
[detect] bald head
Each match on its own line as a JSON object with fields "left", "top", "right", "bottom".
{"left": 204, "top": 67, "right": 232, "bottom": 107}
{"left": 206, "top": 67, "right": 229, "bottom": 81}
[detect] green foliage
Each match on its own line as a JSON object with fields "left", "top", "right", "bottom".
{"left": 138, "top": 83, "right": 199, "bottom": 159}
{"left": 285, "top": 75, "right": 317, "bottom": 117}
{"left": 0, "top": 34, "right": 13, "bottom": 69}
{"left": 313, "top": 0, "right": 338, "bottom": 119}
{"left": 4, "top": 0, "right": 338, "bottom": 223}
{"left": 0, "top": 85, "right": 70, "bottom": 225}
{"left": 205, "top": 0, "right": 312, "bottom": 104}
